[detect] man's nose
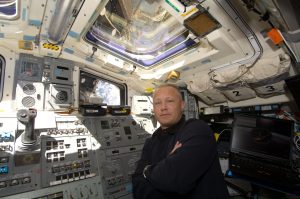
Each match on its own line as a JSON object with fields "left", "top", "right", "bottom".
{"left": 160, "top": 101, "right": 168, "bottom": 110}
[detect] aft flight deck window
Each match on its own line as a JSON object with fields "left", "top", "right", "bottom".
{"left": 84, "top": 0, "right": 196, "bottom": 67}
{"left": 79, "top": 71, "right": 126, "bottom": 106}
{"left": 0, "top": 0, "right": 19, "bottom": 20}
{"left": 0, "top": 55, "right": 5, "bottom": 101}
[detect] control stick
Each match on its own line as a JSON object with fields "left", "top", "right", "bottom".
{"left": 17, "top": 109, "right": 37, "bottom": 146}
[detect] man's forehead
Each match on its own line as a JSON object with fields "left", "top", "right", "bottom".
{"left": 153, "top": 86, "right": 181, "bottom": 99}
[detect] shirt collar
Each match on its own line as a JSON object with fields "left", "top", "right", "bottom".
{"left": 156, "top": 116, "right": 186, "bottom": 135}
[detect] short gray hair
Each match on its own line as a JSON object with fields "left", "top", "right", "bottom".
{"left": 153, "top": 84, "right": 183, "bottom": 100}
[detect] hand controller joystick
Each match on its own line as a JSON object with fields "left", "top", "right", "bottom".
{"left": 17, "top": 109, "right": 37, "bottom": 146}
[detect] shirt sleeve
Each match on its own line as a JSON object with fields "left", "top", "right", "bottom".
{"left": 132, "top": 175, "right": 167, "bottom": 199}
{"left": 133, "top": 138, "right": 152, "bottom": 175}
{"left": 132, "top": 138, "right": 167, "bottom": 199}
{"left": 144, "top": 120, "right": 218, "bottom": 194}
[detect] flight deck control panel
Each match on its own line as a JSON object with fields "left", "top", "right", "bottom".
{"left": 0, "top": 114, "right": 156, "bottom": 199}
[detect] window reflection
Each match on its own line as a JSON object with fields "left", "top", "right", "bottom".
{"left": 85, "top": 0, "right": 195, "bottom": 67}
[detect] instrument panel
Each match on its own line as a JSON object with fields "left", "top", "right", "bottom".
{"left": 0, "top": 114, "right": 156, "bottom": 199}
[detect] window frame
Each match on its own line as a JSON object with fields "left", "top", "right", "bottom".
{"left": 0, "top": 0, "right": 20, "bottom": 20}
{"left": 83, "top": 0, "right": 197, "bottom": 68}
{"left": 79, "top": 70, "right": 127, "bottom": 106}
{"left": 0, "top": 55, "right": 5, "bottom": 102}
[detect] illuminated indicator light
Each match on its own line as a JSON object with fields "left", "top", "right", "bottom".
{"left": 0, "top": 166, "right": 8, "bottom": 174}
{"left": 2, "top": 132, "right": 11, "bottom": 141}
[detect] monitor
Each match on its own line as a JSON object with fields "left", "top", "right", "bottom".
{"left": 230, "top": 114, "right": 294, "bottom": 162}
{"left": 17, "top": 53, "right": 43, "bottom": 82}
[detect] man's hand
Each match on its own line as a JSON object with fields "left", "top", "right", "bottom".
{"left": 169, "top": 141, "right": 182, "bottom": 155}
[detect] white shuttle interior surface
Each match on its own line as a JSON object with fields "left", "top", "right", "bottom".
{"left": 0, "top": 0, "right": 300, "bottom": 198}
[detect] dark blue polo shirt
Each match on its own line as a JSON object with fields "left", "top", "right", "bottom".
{"left": 132, "top": 117, "right": 229, "bottom": 199}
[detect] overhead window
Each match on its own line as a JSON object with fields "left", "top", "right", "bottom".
{"left": 0, "top": 0, "right": 19, "bottom": 20}
{"left": 79, "top": 71, "right": 127, "bottom": 106}
{"left": 0, "top": 55, "right": 5, "bottom": 101}
{"left": 84, "top": 0, "right": 196, "bottom": 68}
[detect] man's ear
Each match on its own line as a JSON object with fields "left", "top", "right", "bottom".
{"left": 181, "top": 101, "right": 185, "bottom": 112}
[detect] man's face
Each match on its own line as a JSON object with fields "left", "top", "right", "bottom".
{"left": 153, "top": 86, "right": 185, "bottom": 129}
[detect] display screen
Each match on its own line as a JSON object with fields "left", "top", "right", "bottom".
{"left": 17, "top": 54, "right": 44, "bottom": 81}
{"left": 0, "top": 165, "right": 8, "bottom": 174}
{"left": 230, "top": 115, "right": 293, "bottom": 160}
{"left": 19, "top": 61, "right": 40, "bottom": 78}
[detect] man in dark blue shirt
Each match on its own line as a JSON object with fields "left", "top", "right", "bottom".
{"left": 132, "top": 84, "right": 229, "bottom": 199}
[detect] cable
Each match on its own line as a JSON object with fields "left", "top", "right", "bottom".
{"left": 215, "top": 128, "right": 232, "bottom": 142}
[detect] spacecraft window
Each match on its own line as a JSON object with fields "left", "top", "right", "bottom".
{"left": 79, "top": 71, "right": 127, "bottom": 106}
{"left": 84, "top": 0, "right": 196, "bottom": 67}
{"left": 0, "top": 0, "right": 19, "bottom": 20}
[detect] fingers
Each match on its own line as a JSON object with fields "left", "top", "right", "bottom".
{"left": 170, "top": 141, "right": 182, "bottom": 155}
